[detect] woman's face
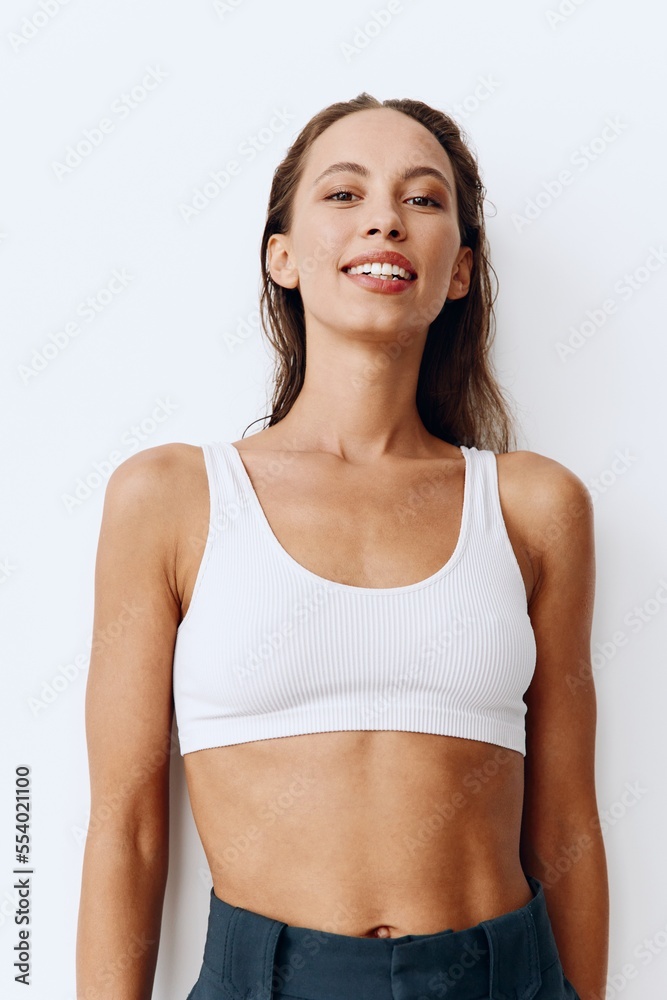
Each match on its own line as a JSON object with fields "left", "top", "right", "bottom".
{"left": 268, "top": 107, "right": 472, "bottom": 344}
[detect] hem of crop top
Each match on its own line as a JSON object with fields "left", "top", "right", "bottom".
{"left": 177, "top": 709, "right": 526, "bottom": 757}
{"left": 223, "top": 441, "right": 474, "bottom": 596}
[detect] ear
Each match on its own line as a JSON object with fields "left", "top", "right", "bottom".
{"left": 446, "top": 245, "right": 473, "bottom": 301}
{"left": 267, "top": 233, "right": 299, "bottom": 289}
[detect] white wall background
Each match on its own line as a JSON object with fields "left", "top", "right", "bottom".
{"left": 1, "top": 0, "right": 666, "bottom": 997}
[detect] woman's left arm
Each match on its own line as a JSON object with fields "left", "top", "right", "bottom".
{"left": 516, "top": 454, "right": 609, "bottom": 1000}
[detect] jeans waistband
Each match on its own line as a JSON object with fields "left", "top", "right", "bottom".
{"left": 201, "top": 874, "right": 561, "bottom": 1000}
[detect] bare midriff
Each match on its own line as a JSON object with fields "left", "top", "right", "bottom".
{"left": 176, "top": 436, "right": 538, "bottom": 938}
{"left": 183, "top": 730, "right": 532, "bottom": 938}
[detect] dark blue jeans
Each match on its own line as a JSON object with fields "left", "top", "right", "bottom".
{"left": 185, "top": 874, "right": 581, "bottom": 999}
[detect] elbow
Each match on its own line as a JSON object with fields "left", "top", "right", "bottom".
{"left": 82, "top": 804, "right": 169, "bottom": 870}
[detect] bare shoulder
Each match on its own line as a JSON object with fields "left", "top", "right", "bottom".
{"left": 105, "top": 442, "right": 205, "bottom": 509}
{"left": 100, "top": 443, "right": 210, "bottom": 619}
{"left": 102, "top": 443, "right": 208, "bottom": 560}
{"left": 107, "top": 441, "right": 202, "bottom": 487}
{"left": 498, "top": 451, "right": 593, "bottom": 555}
{"left": 495, "top": 447, "right": 592, "bottom": 492}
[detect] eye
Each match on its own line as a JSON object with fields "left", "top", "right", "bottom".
{"left": 407, "top": 195, "right": 443, "bottom": 208}
{"left": 325, "top": 188, "right": 358, "bottom": 202}
{"left": 324, "top": 189, "right": 443, "bottom": 208}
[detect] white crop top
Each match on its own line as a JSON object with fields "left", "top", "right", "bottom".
{"left": 172, "top": 442, "right": 537, "bottom": 757}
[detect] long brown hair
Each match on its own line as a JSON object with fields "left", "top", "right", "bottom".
{"left": 245, "top": 92, "right": 519, "bottom": 453}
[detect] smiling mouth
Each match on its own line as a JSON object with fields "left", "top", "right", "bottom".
{"left": 342, "top": 263, "right": 417, "bottom": 281}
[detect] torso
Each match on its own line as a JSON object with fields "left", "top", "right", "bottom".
{"left": 174, "top": 431, "right": 541, "bottom": 936}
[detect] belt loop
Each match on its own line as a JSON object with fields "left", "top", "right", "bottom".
{"left": 222, "top": 907, "right": 287, "bottom": 1000}
{"left": 481, "top": 908, "right": 542, "bottom": 1000}
{"left": 481, "top": 920, "right": 495, "bottom": 1000}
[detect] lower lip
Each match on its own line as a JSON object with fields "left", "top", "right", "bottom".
{"left": 341, "top": 270, "right": 417, "bottom": 294}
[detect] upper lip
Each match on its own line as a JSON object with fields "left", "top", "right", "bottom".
{"left": 341, "top": 249, "right": 417, "bottom": 277}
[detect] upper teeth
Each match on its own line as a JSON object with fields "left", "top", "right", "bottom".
{"left": 344, "top": 262, "right": 414, "bottom": 279}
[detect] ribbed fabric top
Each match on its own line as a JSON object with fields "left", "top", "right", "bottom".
{"left": 172, "top": 442, "right": 537, "bottom": 757}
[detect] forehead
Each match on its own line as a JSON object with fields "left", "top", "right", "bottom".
{"left": 300, "top": 107, "right": 456, "bottom": 191}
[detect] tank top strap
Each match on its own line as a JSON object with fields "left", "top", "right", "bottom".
{"left": 203, "top": 440, "right": 506, "bottom": 563}
{"left": 199, "top": 441, "right": 252, "bottom": 543}
{"left": 462, "top": 446, "right": 505, "bottom": 537}
{"left": 206, "top": 441, "right": 503, "bottom": 543}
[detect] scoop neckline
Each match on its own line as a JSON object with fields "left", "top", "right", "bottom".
{"left": 222, "top": 441, "right": 474, "bottom": 595}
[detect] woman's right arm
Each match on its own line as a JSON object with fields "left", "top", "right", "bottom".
{"left": 76, "top": 446, "right": 184, "bottom": 1000}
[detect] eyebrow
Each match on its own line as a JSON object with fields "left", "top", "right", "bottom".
{"left": 312, "top": 161, "right": 454, "bottom": 199}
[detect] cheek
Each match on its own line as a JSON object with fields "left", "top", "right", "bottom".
{"left": 415, "top": 258, "right": 459, "bottom": 319}
{"left": 296, "top": 226, "right": 347, "bottom": 286}
{"left": 431, "top": 235, "right": 463, "bottom": 284}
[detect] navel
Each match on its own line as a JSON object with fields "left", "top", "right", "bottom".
{"left": 365, "top": 925, "right": 392, "bottom": 938}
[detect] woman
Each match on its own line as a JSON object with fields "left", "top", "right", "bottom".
{"left": 76, "top": 93, "right": 608, "bottom": 999}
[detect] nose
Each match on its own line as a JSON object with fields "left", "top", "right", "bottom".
{"left": 363, "top": 197, "right": 406, "bottom": 240}
{"left": 368, "top": 224, "right": 401, "bottom": 238}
